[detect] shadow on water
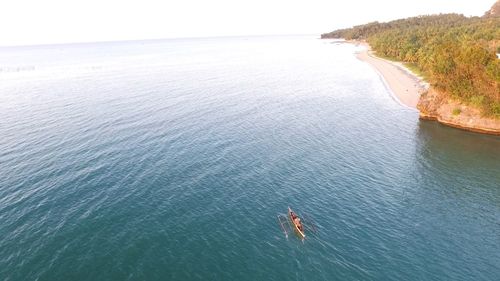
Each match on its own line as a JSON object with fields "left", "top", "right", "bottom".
{"left": 413, "top": 119, "right": 500, "bottom": 205}
{"left": 415, "top": 119, "right": 500, "bottom": 168}
{"left": 400, "top": 120, "right": 500, "bottom": 280}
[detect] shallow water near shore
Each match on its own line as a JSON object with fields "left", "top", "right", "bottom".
{"left": 1, "top": 36, "right": 499, "bottom": 281}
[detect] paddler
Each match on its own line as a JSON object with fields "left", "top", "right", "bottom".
{"left": 294, "top": 217, "right": 303, "bottom": 230}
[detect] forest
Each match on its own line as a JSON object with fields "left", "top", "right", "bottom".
{"left": 322, "top": 14, "right": 500, "bottom": 117}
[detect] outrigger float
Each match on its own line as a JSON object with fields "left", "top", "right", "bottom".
{"left": 277, "top": 207, "right": 317, "bottom": 239}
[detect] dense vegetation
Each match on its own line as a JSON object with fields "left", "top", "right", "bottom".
{"left": 322, "top": 13, "right": 500, "bottom": 117}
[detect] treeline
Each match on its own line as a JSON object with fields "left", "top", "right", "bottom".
{"left": 322, "top": 14, "right": 500, "bottom": 117}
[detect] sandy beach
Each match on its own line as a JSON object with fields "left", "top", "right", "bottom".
{"left": 355, "top": 45, "right": 427, "bottom": 108}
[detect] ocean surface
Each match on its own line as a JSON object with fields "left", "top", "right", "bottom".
{"left": 0, "top": 35, "right": 499, "bottom": 281}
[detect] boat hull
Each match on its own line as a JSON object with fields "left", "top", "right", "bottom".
{"left": 288, "top": 207, "right": 305, "bottom": 238}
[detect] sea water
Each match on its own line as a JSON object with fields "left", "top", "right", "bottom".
{"left": 0, "top": 36, "right": 499, "bottom": 280}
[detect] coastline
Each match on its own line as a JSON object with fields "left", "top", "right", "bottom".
{"left": 354, "top": 43, "right": 427, "bottom": 108}
{"left": 351, "top": 41, "right": 500, "bottom": 136}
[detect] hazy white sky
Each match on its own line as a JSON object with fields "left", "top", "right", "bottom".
{"left": 0, "top": 0, "right": 495, "bottom": 46}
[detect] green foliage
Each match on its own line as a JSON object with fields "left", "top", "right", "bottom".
{"left": 452, "top": 108, "right": 462, "bottom": 115}
{"left": 322, "top": 14, "right": 500, "bottom": 116}
{"left": 486, "top": 59, "right": 500, "bottom": 81}
{"left": 470, "top": 95, "right": 485, "bottom": 107}
{"left": 492, "top": 101, "right": 500, "bottom": 118}
{"left": 404, "top": 63, "right": 427, "bottom": 79}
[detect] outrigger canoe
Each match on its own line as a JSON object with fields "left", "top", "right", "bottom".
{"left": 288, "top": 207, "right": 305, "bottom": 238}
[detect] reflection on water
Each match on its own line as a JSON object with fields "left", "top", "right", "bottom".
{"left": 402, "top": 120, "right": 500, "bottom": 280}
{"left": 417, "top": 120, "right": 500, "bottom": 161}
{"left": 0, "top": 36, "right": 499, "bottom": 281}
{"left": 415, "top": 120, "right": 500, "bottom": 203}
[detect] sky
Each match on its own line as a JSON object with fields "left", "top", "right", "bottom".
{"left": 0, "top": 0, "right": 496, "bottom": 46}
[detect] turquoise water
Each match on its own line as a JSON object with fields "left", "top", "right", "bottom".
{"left": 0, "top": 36, "right": 499, "bottom": 281}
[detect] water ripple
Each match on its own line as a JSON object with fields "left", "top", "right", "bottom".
{"left": 0, "top": 36, "right": 499, "bottom": 281}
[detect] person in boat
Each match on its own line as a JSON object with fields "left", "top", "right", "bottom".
{"left": 294, "top": 217, "right": 303, "bottom": 231}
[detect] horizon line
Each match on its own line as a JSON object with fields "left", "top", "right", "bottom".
{"left": 0, "top": 33, "right": 319, "bottom": 49}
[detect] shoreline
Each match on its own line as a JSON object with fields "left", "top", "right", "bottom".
{"left": 349, "top": 41, "right": 500, "bottom": 136}
{"left": 354, "top": 43, "right": 427, "bottom": 108}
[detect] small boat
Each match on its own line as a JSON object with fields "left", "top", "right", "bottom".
{"left": 288, "top": 207, "right": 305, "bottom": 238}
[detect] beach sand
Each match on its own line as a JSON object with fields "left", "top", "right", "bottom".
{"left": 350, "top": 42, "right": 499, "bottom": 135}
{"left": 355, "top": 45, "right": 427, "bottom": 108}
